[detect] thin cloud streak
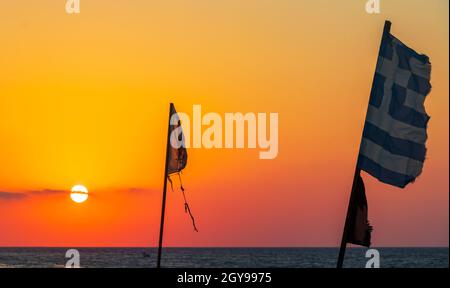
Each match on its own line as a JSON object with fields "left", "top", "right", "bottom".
{"left": 0, "top": 191, "right": 28, "bottom": 201}
{"left": 0, "top": 189, "right": 66, "bottom": 201}
{"left": 127, "top": 187, "right": 156, "bottom": 194}
{"left": 0, "top": 187, "right": 154, "bottom": 201}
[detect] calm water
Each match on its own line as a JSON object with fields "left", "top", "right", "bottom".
{"left": 0, "top": 247, "right": 448, "bottom": 268}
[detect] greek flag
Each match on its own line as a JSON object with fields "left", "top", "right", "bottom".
{"left": 357, "top": 25, "right": 432, "bottom": 188}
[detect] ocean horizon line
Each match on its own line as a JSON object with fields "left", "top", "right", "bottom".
{"left": 0, "top": 246, "right": 448, "bottom": 249}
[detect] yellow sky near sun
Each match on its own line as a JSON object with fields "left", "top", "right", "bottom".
{"left": 0, "top": 0, "right": 448, "bottom": 247}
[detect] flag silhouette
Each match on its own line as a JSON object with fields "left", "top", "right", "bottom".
{"left": 357, "top": 26, "right": 431, "bottom": 188}
{"left": 338, "top": 21, "right": 432, "bottom": 267}
{"left": 346, "top": 174, "right": 372, "bottom": 247}
{"left": 157, "top": 103, "right": 195, "bottom": 268}
{"left": 168, "top": 104, "right": 188, "bottom": 174}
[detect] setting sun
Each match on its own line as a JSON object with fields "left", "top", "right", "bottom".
{"left": 70, "top": 185, "right": 88, "bottom": 203}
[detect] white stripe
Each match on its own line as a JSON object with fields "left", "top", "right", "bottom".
{"left": 405, "top": 89, "right": 427, "bottom": 114}
{"left": 360, "top": 138, "right": 423, "bottom": 177}
{"left": 409, "top": 57, "right": 431, "bottom": 80}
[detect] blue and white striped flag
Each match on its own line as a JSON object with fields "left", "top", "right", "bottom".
{"left": 357, "top": 27, "right": 432, "bottom": 188}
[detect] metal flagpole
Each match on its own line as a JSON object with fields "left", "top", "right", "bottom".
{"left": 336, "top": 21, "right": 391, "bottom": 268}
{"left": 156, "top": 103, "right": 174, "bottom": 268}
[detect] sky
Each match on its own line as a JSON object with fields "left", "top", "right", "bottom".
{"left": 0, "top": 0, "right": 448, "bottom": 247}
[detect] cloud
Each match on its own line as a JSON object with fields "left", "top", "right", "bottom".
{"left": 0, "top": 191, "right": 28, "bottom": 201}
{"left": 28, "top": 189, "right": 66, "bottom": 195}
{"left": 127, "top": 187, "right": 156, "bottom": 194}
{"left": 0, "top": 189, "right": 66, "bottom": 201}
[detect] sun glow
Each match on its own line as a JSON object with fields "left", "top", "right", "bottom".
{"left": 70, "top": 185, "right": 88, "bottom": 203}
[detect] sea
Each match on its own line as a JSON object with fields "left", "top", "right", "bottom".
{"left": 0, "top": 247, "right": 448, "bottom": 268}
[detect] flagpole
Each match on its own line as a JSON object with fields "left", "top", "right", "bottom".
{"left": 336, "top": 21, "right": 391, "bottom": 268}
{"left": 156, "top": 103, "right": 174, "bottom": 268}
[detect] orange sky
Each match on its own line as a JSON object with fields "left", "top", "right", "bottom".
{"left": 0, "top": 0, "right": 448, "bottom": 247}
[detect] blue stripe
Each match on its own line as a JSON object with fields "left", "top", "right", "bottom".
{"left": 407, "top": 74, "right": 432, "bottom": 95}
{"left": 390, "top": 84, "right": 430, "bottom": 128}
{"left": 379, "top": 34, "right": 394, "bottom": 60}
{"left": 369, "top": 73, "right": 385, "bottom": 108}
{"left": 362, "top": 122, "right": 426, "bottom": 162}
{"left": 357, "top": 154, "right": 416, "bottom": 188}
